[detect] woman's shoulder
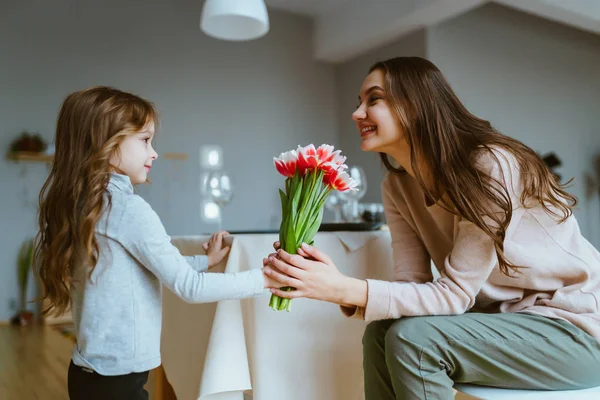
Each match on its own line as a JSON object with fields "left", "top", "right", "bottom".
{"left": 473, "top": 145, "right": 523, "bottom": 202}
{"left": 473, "top": 146, "right": 520, "bottom": 177}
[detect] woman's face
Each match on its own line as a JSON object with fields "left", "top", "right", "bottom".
{"left": 352, "top": 69, "right": 405, "bottom": 154}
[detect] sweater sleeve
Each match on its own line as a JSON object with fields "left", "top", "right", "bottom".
{"left": 341, "top": 174, "right": 432, "bottom": 318}
{"left": 363, "top": 149, "right": 522, "bottom": 321}
{"left": 184, "top": 256, "right": 209, "bottom": 272}
{"left": 116, "top": 196, "right": 265, "bottom": 303}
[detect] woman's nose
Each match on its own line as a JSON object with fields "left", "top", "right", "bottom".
{"left": 352, "top": 104, "right": 366, "bottom": 121}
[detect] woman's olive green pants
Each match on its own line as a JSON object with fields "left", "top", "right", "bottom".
{"left": 362, "top": 312, "right": 600, "bottom": 400}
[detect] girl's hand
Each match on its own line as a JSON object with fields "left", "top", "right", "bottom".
{"left": 203, "top": 231, "right": 231, "bottom": 268}
{"left": 261, "top": 267, "right": 287, "bottom": 289}
{"left": 263, "top": 243, "right": 350, "bottom": 304}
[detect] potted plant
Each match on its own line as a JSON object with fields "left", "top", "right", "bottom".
{"left": 8, "top": 131, "right": 47, "bottom": 154}
{"left": 10, "top": 238, "right": 35, "bottom": 326}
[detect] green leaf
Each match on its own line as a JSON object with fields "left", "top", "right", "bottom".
{"left": 289, "top": 170, "right": 301, "bottom": 195}
{"left": 279, "top": 214, "right": 287, "bottom": 245}
{"left": 278, "top": 189, "right": 288, "bottom": 222}
{"left": 285, "top": 216, "right": 297, "bottom": 254}
{"left": 295, "top": 170, "right": 324, "bottom": 245}
{"left": 304, "top": 207, "right": 324, "bottom": 243}
{"left": 286, "top": 180, "right": 303, "bottom": 253}
{"left": 17, "top": 238, "right": 34, "bottom": 311}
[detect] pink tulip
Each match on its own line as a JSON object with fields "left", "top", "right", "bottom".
{"left": 316, "top": 144, "right": 346, "bottom": 168}
{"left": 297, "top": 144, "right": 348, "bottom": 175}
{"left": 273, "top": 150, "right": 298, "bottom": 178}
{"left": 324, "top": 168, "right": 358, "bottom": 192}
{"left": 296, "top": 144, "right": 318, "bottom": 174}
{"left": 320, "top": 161, "right": 347, "bottom": 173}
{"left": 270, "top": 143, "right": 356, "bottom": 312}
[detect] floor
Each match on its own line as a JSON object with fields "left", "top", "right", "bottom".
{"left": 0, "top": 323, "right": 73, "bottom": 399}
{"left": 0, "top": 323, "right": 168, "bottom": 400}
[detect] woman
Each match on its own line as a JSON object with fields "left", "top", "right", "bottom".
{"left": 264, "top": 57, "right": 600, "bottom": 399}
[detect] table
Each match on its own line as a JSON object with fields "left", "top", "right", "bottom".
{"left": 160, "top": 230, "right": 393, "bottom": 400}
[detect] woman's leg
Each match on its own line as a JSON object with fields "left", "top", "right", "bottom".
{"left": 68, "top": 360, "right": 149, "bottom": 400}
{"left": 363, "top": 312, "right": 600, "bottom": 400}
{"left": 362, "top": 319, "right": 398, "bottom": 400}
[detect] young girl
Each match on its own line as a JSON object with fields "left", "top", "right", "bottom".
{"left": 264, "top": 57, "right": 600, "bottom": 399}
{"left": 35, "top": 86, "right": 278, "bottom": 400}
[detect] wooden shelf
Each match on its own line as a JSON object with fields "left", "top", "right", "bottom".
{"left": 7, "top": 152, "right": 54, "bottom": 163}
{"left": 7, "top": 151, "right": 188, "bottom": 162}
{"left": 163, "top": 152, "right": 188, "bottom": 160}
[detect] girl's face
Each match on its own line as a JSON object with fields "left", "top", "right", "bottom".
{"left": 352, "top": 69, "right": 405, "bottom": 154}
{"left": 110, "top": 121, "right": 158, "bottom": 185}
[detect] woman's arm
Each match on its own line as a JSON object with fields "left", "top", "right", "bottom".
{"left": 266, "top": 174, "right": 435, "bottom": 317}
{"left": 352, "top": 149, "right": 523, "bottom": 321}
{"left": 268, "top": 149, "right": 523, "bottom": 321}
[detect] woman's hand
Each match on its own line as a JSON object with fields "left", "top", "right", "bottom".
{"left": 202, "top": 230, "right": 231, "bottom": 268}
{"left": 263, "top": 242, "right": 367, "bottom": 306}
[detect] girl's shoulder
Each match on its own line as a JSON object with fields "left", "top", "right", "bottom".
{"left": 98, "top": 191, "right": 159, "bottom": 233}
{"left": 99, "top": 191, "right": 167, "bottom": 247}
{"left": 119, "top": 193, "right": 159, "bottom": 224}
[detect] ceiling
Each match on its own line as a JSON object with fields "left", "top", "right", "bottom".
{"left": 265, "top": 0, "right": 600, "bottom": 63}
{"left": 264, "top": 0, "right": 351, "bottom": 17}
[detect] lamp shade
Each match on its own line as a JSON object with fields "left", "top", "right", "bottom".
{"left": 200, "top": 0, "right": 269, "bottom": 41}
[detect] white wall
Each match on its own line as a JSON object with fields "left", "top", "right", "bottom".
{"left": 335, "top": 30, "right": 428, "bottom": 203}
{"left": 427, "top": 3, "right": 600, "bottom": 246}
{"left": 0, "top": 0, "right": 338, "bottom": 320}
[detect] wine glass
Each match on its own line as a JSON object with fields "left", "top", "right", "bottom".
{"left": 204, "top": 170, "right": 234, "bottom": 230}
{"left": 324, "top": 190, "right": 345, "bottom": 222}
{"left": 339, "top": 166, "right": 367, "bottom": 222}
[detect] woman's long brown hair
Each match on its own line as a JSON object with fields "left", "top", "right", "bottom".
{"left": 34, "top": 86, "right": 157, "bottom": 316}
{"left": 372, "top": 57, "right": 576, "bottom": 276}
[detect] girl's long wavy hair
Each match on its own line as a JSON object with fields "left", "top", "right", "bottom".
{"left": 372, "top": 57, "right": 577, "bottom": 276}
{"left": 34, "top": 86, "right": 157, "bottom": 316}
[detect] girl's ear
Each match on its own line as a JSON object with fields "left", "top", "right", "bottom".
{"left": 108, "top": 148, "right": 121, "bottom": 169}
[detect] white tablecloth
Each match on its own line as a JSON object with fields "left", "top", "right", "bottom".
{"left": 161, "top": 231, "right": 393, "bottom": 400}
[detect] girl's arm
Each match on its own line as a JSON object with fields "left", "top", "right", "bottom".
{"left": 117, "top": 196, "right": 264, "bottom": 303}
{"left": 183, "top": 256, "right": 209, "bottom": 272}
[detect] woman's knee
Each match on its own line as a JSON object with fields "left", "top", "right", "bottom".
{"left": 384, "top": 316, "right": 443, "bottom": 352}
{"left": 362, "top": 319, "right": 396, "bottom": 352}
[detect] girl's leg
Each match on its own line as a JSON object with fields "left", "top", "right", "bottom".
{"left": 68, "top": 360, "right": 149, "bottom": 400}
{"left": 363, "top": 312, "right": 600, "bottom": 400}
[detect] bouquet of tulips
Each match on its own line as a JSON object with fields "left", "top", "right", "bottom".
{"left": 269, "top": 144, "right": 357, "bottom": 312}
